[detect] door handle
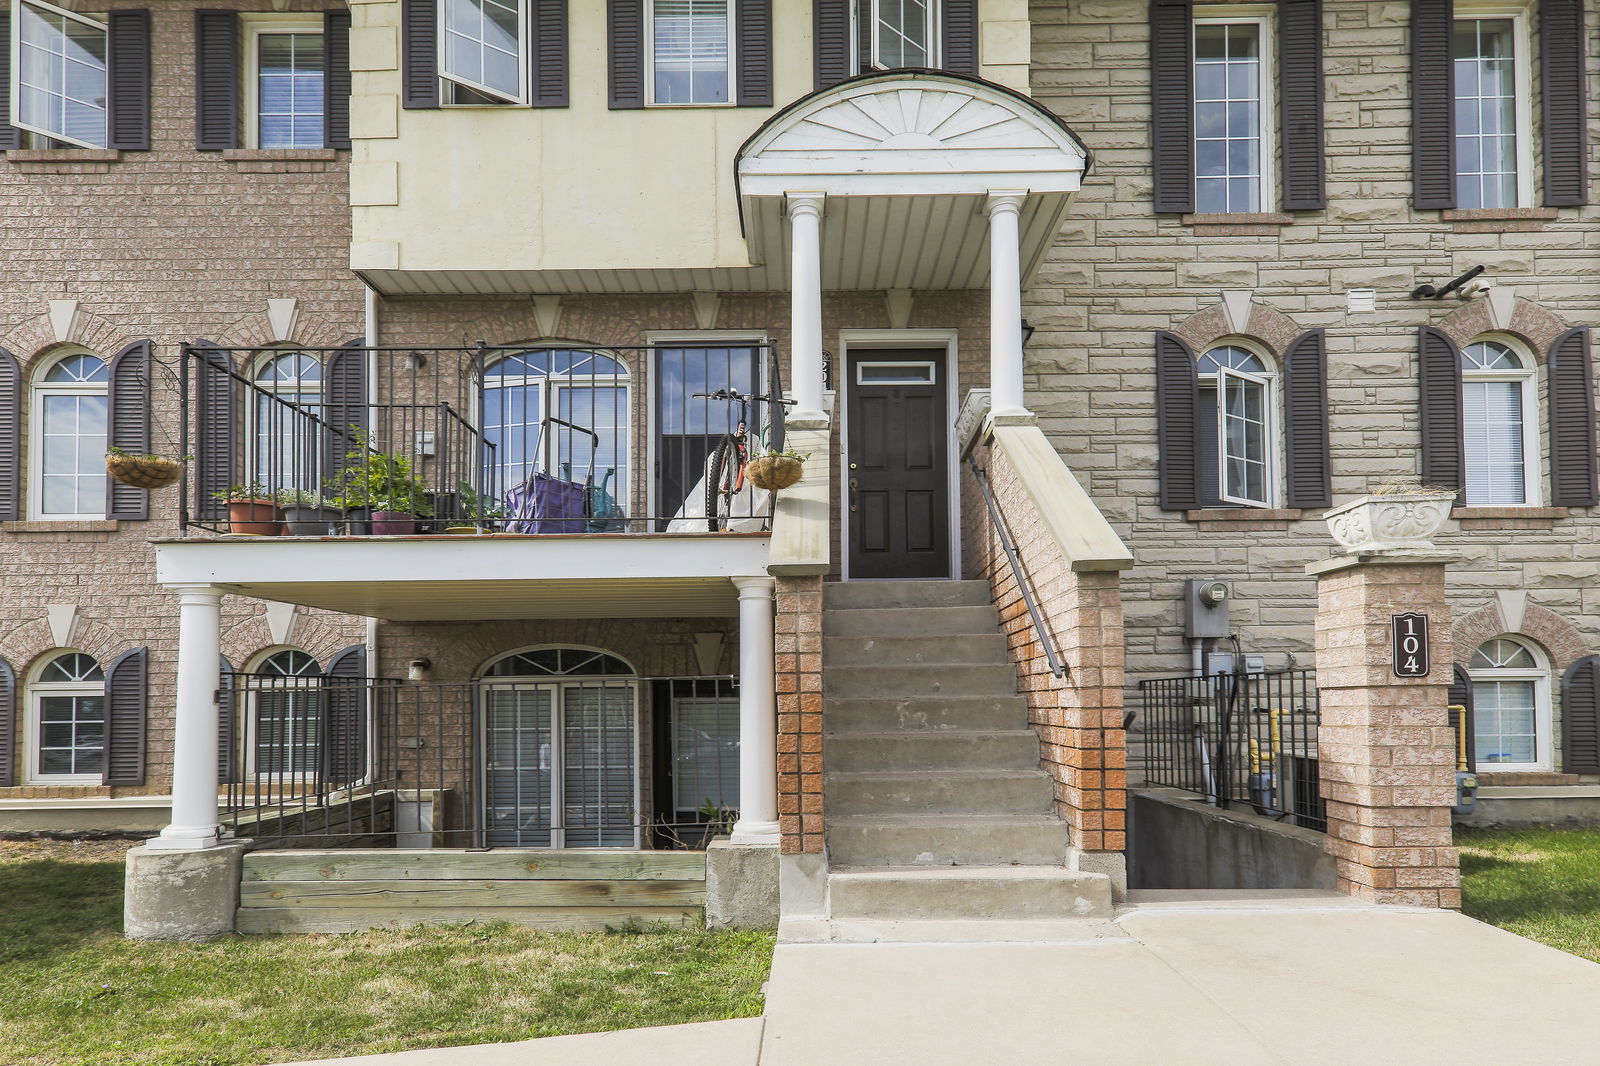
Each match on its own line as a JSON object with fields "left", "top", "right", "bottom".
{"left": 849, "top": 477, "right": 859, "bottom": 512}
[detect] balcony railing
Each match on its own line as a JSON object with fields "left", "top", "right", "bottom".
{"left": 177, "top": 342, "right": 785, "bottom": 536}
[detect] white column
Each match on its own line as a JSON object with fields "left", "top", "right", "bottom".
{"left": 787, "top": 192, "right": 828, "bottom": 426}
{"left": 730, "top": 576, "right": 779, "bottom": 845}
{"left": 987, "top": 191, "right": 1030, "bottom": 419}
{"left": 149, "top": 585, "right": 224, "bottom": 851}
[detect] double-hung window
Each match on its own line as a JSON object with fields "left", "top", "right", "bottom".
{"left": 1198, "top": 345, "right": 1274, "bottom": 508}
{"left": 440, "top": 0, "right": 527, "bottom": 104}
{"left": 1192, "top": 15, "right": 1269, "bottom": 214}
{"left": 870, "top": 0, "right": 937, "bottom": 70}
{"left": 1468, "top": 636, "right": 1552, "bottom": 771}
{"left": 1461, "top": 339, "right": 1537, "bottom": 506}
{"left": 28, "top": 652, "right": 105, "bottom": 783}
{"left": 248, "top": 649, "right": 324, "bottom": 778}
{"left": 12, "top": 0, "right": 108, "bottom": 148}
{"left": 1451, "top": 12, "right": 1532, "bottom": 209}
{"left": 648, "top": 0, "right": 733, "bottom": 106}
{"left": 246, "top": 20, "right": 326, "bottom": 149}
{"left": 31, "top": 351, "right": 108, "bottom": 520}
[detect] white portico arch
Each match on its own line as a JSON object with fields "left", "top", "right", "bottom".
{"left": 737, "top": 72, "right": 1090, "bottom": 423}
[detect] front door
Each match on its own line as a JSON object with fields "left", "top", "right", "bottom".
{"left": 845, "top": 349, "right": 950, "bottom": 579}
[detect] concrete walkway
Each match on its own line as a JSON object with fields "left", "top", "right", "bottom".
{"left": 281, "top": 892, "right": 1600, "bottom": 1066}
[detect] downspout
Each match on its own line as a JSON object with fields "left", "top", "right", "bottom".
{"left": 364, "top": 285, "right": 379, "bottom": 443}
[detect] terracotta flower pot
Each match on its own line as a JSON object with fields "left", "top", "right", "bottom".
{"left": 370, "top": 510, "right": 417, "bottom": 535}
{"left": 227, "top": 498, "right": 282, "bottom": 536}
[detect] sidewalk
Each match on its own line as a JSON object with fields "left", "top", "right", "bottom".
{"left": 282, "top": 892, "right": 1600, "bottom": 1066}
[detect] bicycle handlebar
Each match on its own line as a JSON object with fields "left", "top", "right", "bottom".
{"left": 691, "top": 389, "right": 797, "bottom": 406}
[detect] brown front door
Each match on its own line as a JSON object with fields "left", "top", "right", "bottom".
{"left": 845, "top": 349, "right": 950, "bottom": 579}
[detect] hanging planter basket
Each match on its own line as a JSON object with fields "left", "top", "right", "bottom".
{"left": 105, "top": 452, "right": 184, "bottom": 490}
{"left": 746, "top": 455, "right": 804, "bottom": 492}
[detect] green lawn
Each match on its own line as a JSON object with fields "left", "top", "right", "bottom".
{"left": 0, "top": 839, "right": 774, "bottom": 1066}
{"left": 1458, "top": 827, "right": 1600, "bottom": 964}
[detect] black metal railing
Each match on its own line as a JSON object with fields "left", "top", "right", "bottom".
{"left": 966, "top": 457, "right": 1067, "bottom": 679}
{"left": 1138, "top": 669, "right": 1325, "bottom": 831}
{"left": 179, "top": 342, "right": 785, "bottom": 536}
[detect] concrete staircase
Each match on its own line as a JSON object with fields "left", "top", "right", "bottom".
{"left": 798, "top": 579, "right": 1114, "bottom": 942}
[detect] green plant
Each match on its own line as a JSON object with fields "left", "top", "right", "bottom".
{"left": 275, "top": 488, "right": 337, "bottom": 509}
{"left": 328, "top": 449, "right": 434, "bottom": 517}
{"left": 457, "top": 480, "right": 507, "bottom": 521}
{"left": 107, "top": 445, "right": 192, "bottom": 462}
{"left": 697, "top": 798, "right": 738, "bottom": 837}
{"left": 212, "top": 483, "right": 275, "bottom": 503}
{"left": 752, "top": 448, "right": 809, "bottom": 463}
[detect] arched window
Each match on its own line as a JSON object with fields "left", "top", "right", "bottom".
{"left": 31, "top": 351, "right": 108, "bottom": 519}
{"left": 1468, "top": 635, "right": 1552, "bottom": 771}
{"left": 1198, "top": 344, "right": 1274, "bottom": 508}
{"left": 247, "top": 648, "right": 324, "bottom": 777}
{"left": 29, "top": 651, "right": 105, "bottom": 782}
{"left": 479, "top": 646, "right": 637, "bottom": 848}
{"left": 481, "top": 349, "right": 630, "bottom": 501}
{"left": 251, "top": 351, "right": 324, "bottom": 494}
{"left": 1461, "top": 339, "right": 1537, "bottom": 505}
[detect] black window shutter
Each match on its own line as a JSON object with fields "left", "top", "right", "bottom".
{"left": 219, "top": 656, "right": 237, "bottom": 785}
{"left": 1195, "top": 388, "right": 1222, "bottom": 507}
{"left": 1562, "top": 656, "right": 1600, "bottom": 774}
{"left": 1417, "top": 326, "right": 1463, "bottom": 490}
{"left": 193, "top": 342, "right": 237, "bottom": 523}
{"left": 324, "top": 11, "right": 352, "bottom": 148}
{"left": 106, "top": 11, "right": 152, "bottom": 151}
{"left": 1410, "top": 0, "right": 1455, "bottom": 210}
{"left": 941, "top": 0, "right": 979, "bottom": 76}
{"left": 106, "top": 340, "right": 153, "bottom": 521}
{"left": 1150, "top": 0, "right": 1195, "bottom": 214}
{"left": 0, "top": 656, "right": 14, "bottom": 787}
{"left": 1155, "top": 331, "right": 1200, "bottom": 509}
{"left": 1448, "top": 664, "right": 1476, "bottom": 772}
{"left": 814, "top": 0, "right": 852, "bottom": 89}
{"left": 194, "top": 10, "right": 240, "bottom": 151}
{"left": 1278, "top": 0, "right": 1324, "bottom": 211}
{"left": 0, "top": 346, "right": 19, "bottom": 521}
{"left": 531, "top": 0, "right": 570, "bottom": 108}
{"left": 103, "top": 647, "right": 149, "bottom": 786}
{"left": 402, "top": 0, "right": 440, "bottom": 109}
{"left": 855, "top": 0, "right": 872, "bottom": 74}
{"left": 324, "top": 644, "right": 368, "bottom": 786}
{"left": 324, "top": 340, "right": 368, "bottom": 488}
{"left": 1284, "top": 329, "right": 1332, "bottom": 509}
{"left": 1540, "top": 0, "right": 1588, "bottom": 207}
{"left": 1548, "top": 326, "right": 1597, "bottom": 506}
{"left": 735, "top": 0, "right": 772, "bottom": 107}
{"left": 0, "top": 13, "right": 20, "bottom": 150}
{"left": 608, "top": 0, "right": 646, "bottom": 109}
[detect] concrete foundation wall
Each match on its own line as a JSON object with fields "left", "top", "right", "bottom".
{"left": 1129, "top": 788, "right": 1337, "bottom": 891}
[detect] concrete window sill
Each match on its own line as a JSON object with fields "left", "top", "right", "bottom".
{"left": 1185, "top": 507, "right": 1304, "bottom": 531}
{"left": 1452, "top": 506, "right": 1568, "bottom": 530}
{"left": 0, "top": 520, "right": 121, "bottom": 532}
{"left": 5, "top": 148, "right": 120, "bottom": 173}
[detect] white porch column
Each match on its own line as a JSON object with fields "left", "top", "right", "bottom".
{"left": 787, "top": 192, "right": 828, "bottom": 426}
{"left": 730, "top": 576, "right": 780, "bottom": 844}
{"left": 149, "top": 584, "right": 224, "bottom": 851}
{"left": 987, "top": 191, "right": 1030, "bottom": 419}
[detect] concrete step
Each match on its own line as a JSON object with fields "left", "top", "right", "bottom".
{"left": 778, "top": 915, "right": 1128, "bottom": 944}
{"left": 823, "top": 605, "right": 1000, "bottom": 638}
{"left": 828, "top": 866, "right": 1114, "bottom": 921}
{"left": 822, "top": 633, "right": 1010, "bottom": 667}
{"left": 826, "top": 813, "right": 1070, "bottom": 866}
{"left": 824, "top": 580, "right": 993, "bottom": 610}
{"left": 825, "top": 695, "right": 1032, "bottom": 735}
{"left": 828, "top": 769, "right": 1054, "bottom": 816}
{"left": 827, "top": 664, "right": 1018, "bottom": 700}
{"left": 824, "top": 730, "right": 1043, "bottom": 772}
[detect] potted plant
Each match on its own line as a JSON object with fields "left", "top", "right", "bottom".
{"left": 449, "top": 480, "right": 506, "bottom": 533}
{"left": 105, "top": 446, "right": 189, "bottom": 490}
{"left": 214, "top": 484, "right": 282, "bottom": 536}
{"left": 276, "top": 489, "right": 341, "bottom": 536}
{"left": 745, "top": 449, "right": 807, "bottom": 492}
{"left": 329, "top": 449, "right": 433, "bottom": 536}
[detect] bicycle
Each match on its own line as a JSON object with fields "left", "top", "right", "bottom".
{"left": 694, "top": 388, "right": 795, "bottom": 532}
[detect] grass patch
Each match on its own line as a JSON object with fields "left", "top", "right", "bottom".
{"left": 0, "top": 840, "right": 774, "bottom": 1066}
{"left": 1458, "top": 826, "right": 1600, "bottom": 963}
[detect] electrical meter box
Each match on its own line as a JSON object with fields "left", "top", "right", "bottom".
{"left": 1185, "top": 578, "right": 1233, "bottom": 639}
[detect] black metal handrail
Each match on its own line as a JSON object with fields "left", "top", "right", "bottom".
{"left": 967, "top": 457, "right": 1067, "bottom": 680}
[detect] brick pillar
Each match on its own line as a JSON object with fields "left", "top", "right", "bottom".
{"left": 1310, "top": 553, "right": 1461, "bottom": 908}
{"left": 774, "top": 574, "right": 824, "bottom": 855}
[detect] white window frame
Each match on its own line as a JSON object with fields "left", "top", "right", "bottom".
{"left": 1451, "top": 3, "right": 1535, "bottom": 210}
{"left": 1216, "top": 363, "right": 1273, "bottom": 507}
{"left": 1191, "top": 8, "right": 1275, "bottom": 215}
{"left": 9, "top": 0, "right": 108, "bottom": 149}
{"left": 644, "top": 0, "right": 737, "bottom": 108}
{"left": 438, "top": 0, "right": 529, "bottom": 105}
{"left": 241, "top": 647, "right": 325, "bottom": 781}
{"left": 1468, "top": 635, "right": 1553, "bottom": 772}
{"left": 242, "top": 15, "right": 326, "bottom": 151}
{"left": 28, "top": 348, "right": 108, "bottom": 521}
{"left": 25, "top": 650, "right": 105, "bottom": 785}
{"left": 868, "top": 0, "right": 940, "bottom": 71}
{"left": 1197, "top": 341, "right": 1278, "bottom": 509}
{"left": 247, "top": 348, "right": 325, "bottom": 494}
{"left": 1460, "top": 334, "right": 1540, "bottom": 507}
{"left": 855, "top": 360, "right": 937, "bottom": 386}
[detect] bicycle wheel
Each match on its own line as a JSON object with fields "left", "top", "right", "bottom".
{"left": 704, "top": 437, "right": 739, "bottom": 532}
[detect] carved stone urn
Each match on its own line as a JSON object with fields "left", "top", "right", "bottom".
{"left": 1323, "top": 490, "right": 1457, "bottom": 553}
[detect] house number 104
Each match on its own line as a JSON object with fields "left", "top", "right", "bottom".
{"left": 1392, "top": 613, "right": 1430, "bottom": 678}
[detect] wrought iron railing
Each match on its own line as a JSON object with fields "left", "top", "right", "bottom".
{"left": 966, "top": 457, "right": 1067, "bottom": 679}
{"left": 1138, "top": 669, "right": 1325, "bottom": 831}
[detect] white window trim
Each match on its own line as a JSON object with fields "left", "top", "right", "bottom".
{"left": 240, "top": 647, "right": 324, "bottom": 781}
{"left": 9, "top": 0, "right": 108, "bottom": 150}
{"left": 855, "top": 360, "right": 937, "bottom": 386}
{"left": 644, "top": 0, "right": 737, "bottom": 108}
{"left": 1216, "top": 363, "right": 1273, "bottom": 508}
{"left": 1452, "top": 2, "right": 1535, "bottom": 210}
{"left": 246, "top": 348, "right": 324, "bottom": 493}
{"left": 24, "top": 651, "right": 104, "bottom": 785}
{"left": 437, "top": 0, "right": 530, "bottom": 106}
{"left": 28, "top": 349, "right": 107, "bottom": 522}
{"left": 1461, "top": 334, "right": 1541, "bottom": 507}
{"left": 1197, "top": 339, "right": 1280, "bottom": 509}
{"left": 242, "top": 15, "right": 325, "bottom": 151}
{"left": 869, "top": 0, "right": 941, "bottom": 72}
{"left": 1191, "top": 7, "right": 1276, "bottom": 215}
{"left": 1468, "top": 636, "right": 1554, "bottom": 772}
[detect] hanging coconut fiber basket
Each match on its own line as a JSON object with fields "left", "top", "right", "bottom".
{"left": 106, "top": 452, "right": 183, "bottom": 490}
{"left": 746, "top": 455, "right": 804, "bottom": 491}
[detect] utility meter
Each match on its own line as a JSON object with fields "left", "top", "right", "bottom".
{"left": 1198, "top": 581, "right": 1228, "bottom": 607}
{"left": 1185, "top": 578, "right": 1233, "bottom": 639}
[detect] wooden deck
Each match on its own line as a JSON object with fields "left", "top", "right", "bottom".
{"left": 236, "top": 848, "right": 708, "bottom": 934}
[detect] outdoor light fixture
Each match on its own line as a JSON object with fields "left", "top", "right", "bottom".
{"left": 1411, "top": 265, "right": 1485, "bottom": 300}
{"left": 407, "top": 658, "right": 432, "bottom": 682}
